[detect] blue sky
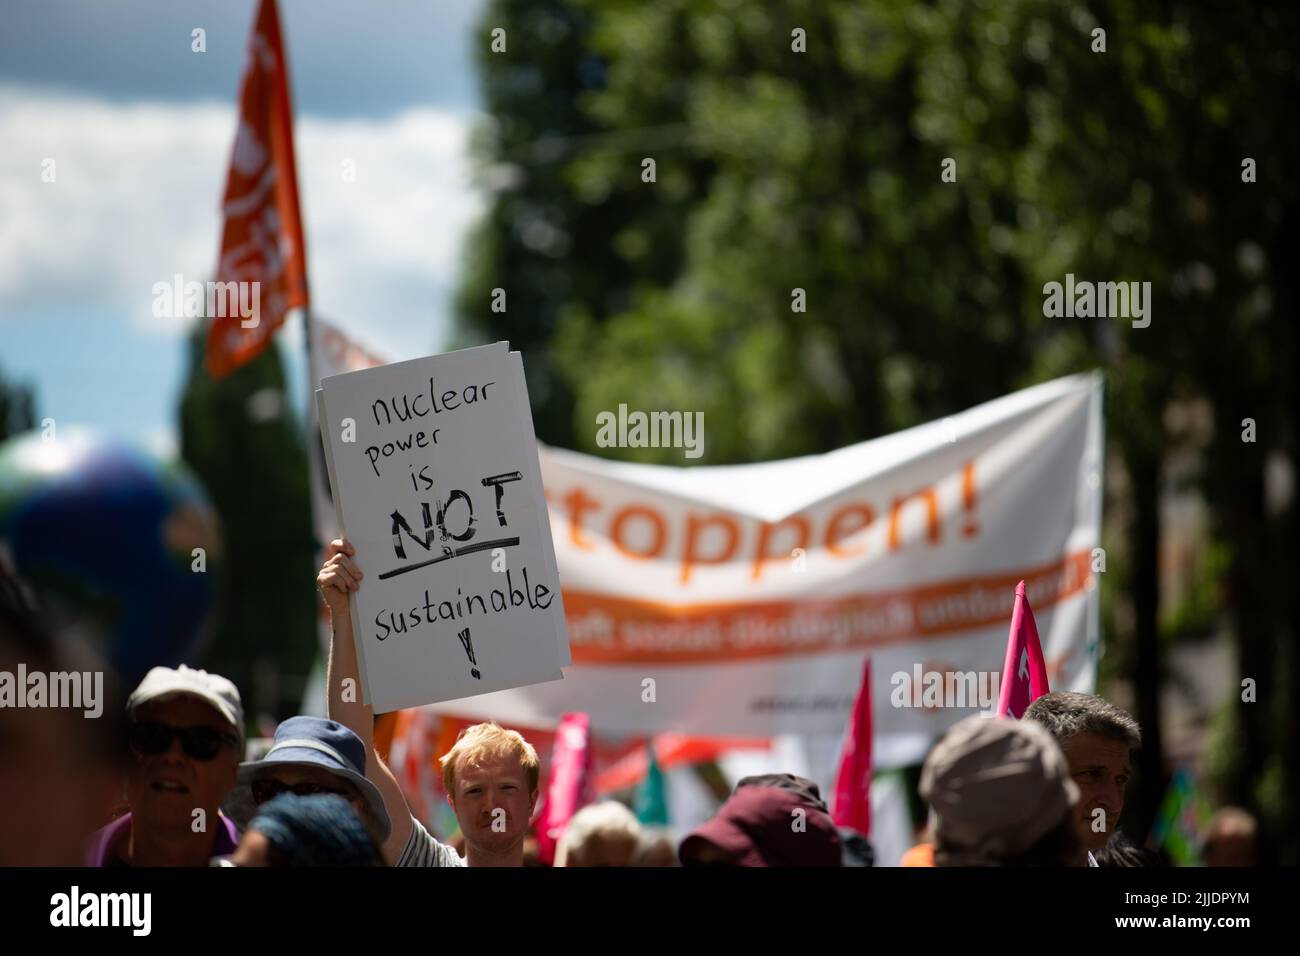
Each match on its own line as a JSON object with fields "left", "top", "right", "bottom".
{"left": 0, "top": 0, "right": 489, "bottom": 457}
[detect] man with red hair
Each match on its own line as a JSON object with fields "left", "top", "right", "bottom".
{"left": 318, "top": 538, "right": 540, "bottom": 867}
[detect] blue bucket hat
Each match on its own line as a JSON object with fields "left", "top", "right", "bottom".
{"left": 233, "top": 716, "right": 391, "bottom": 843}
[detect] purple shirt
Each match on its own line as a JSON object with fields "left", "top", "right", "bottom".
{"left": 85, "top": 811, "right": 240, "bottom": 866}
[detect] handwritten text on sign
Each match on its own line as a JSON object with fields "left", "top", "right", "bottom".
{"left": 318, "top": 344, "right": 566, "bottom": 712}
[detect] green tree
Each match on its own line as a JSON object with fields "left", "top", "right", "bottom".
{"left": 0, "top": 365, "right": 37, "bottom": 442}
{"left": 454, "top": 0, "right": 720, "bottom": 446}
{"left": 461, "top": 0, "right": 1299, "bottom": 858}
{"left": 178, "top": 328, "right": 317, "bottom": 729}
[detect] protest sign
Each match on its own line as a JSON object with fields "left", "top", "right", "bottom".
{"left": 316, "top": 343, "right": 568, "bottom": 712}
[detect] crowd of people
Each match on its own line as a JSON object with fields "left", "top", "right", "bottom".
{"left": 0, "top": 540, "right": 1260, "bottom": 868}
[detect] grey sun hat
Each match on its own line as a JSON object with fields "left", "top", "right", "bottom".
{"left": 231, "top": 716, "right": 391, "bottom": 843}
{"left": 128, "top": 665, "right": 244, "bottom": 745}
{"left": 919, "top": 715, "right": 1079, "bottom": 865}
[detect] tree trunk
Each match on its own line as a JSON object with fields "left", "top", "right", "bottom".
{"left": 1129, "top": 448, "right": 1165, "bottom": 840}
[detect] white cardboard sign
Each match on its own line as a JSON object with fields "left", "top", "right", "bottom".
{"left": 317, "top": 342, "right": 568, "bottom": 712}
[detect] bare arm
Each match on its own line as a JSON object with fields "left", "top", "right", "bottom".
{"left": 318, "top": 538, "right": 414, "bottom": 864}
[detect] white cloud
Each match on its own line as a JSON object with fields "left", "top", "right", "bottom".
{"left": 0, "top": 83, "right": 485, "bottom": 359}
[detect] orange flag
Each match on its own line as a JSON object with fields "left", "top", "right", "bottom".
{"left": 206, "top": 0, "right": 309, "bottom": 378}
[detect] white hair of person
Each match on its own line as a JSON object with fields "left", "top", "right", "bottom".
{"left": 555, "top": 801, "right": 641, "bottom": 867}
{"left": 631, "top": 828, "right": 678, "bottom": 867}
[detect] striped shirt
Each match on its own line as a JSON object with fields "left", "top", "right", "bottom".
{"left": 396, "top": 817, "right": 467, "bottom": 867}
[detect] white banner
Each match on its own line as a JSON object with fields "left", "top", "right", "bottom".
{"left": 430, "top": 372, "right": 1105, "bottom": 768}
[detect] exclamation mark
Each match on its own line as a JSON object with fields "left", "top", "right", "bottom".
{"left": 962, "top": 460, "right": 979, "bottom": 537}
{"left": 458, "top": 627, "right": 481, "bottom": 680}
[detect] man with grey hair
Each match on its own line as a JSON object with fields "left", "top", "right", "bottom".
{"left": 87, "top": 665, "right": 244, "bottom": 866}
{"left": 1023, "top": 691, "right": 1141, "bottom": 866}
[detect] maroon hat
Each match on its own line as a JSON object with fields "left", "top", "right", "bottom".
{"left": 680, "top": 786, "right": 842, "bottom": 867}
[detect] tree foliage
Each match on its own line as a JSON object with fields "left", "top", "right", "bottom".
{"left": 178, "top": 329, "right": 317, "bottom": 728}
{"left": 458, "top": 0, "right": 1299, "bottom": 858}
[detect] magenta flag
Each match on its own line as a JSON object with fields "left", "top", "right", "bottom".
{"left": 995, "top": 580, "right": 1051, "bottom": 718}
{"left": 831, "top": 657, "right": 872, "bottom": 835}
{"left": 536, "top": 712, "right": 595, "bottom": 865}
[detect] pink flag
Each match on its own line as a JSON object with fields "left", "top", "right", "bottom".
{"left": 995, "top": 580, "right": 1051, "bottom": 718}
{"left": 536, "top": 712, "right": 595, "bottom": 865}
{"left": 831, "top": 657, "right": 872, "bottom": 835}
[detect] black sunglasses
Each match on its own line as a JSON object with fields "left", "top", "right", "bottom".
{"left": 251, "top": 778, "right": 350, "bottom": 805}
{"left": 129, "top": 721, "right": 238, "bottom": 761}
